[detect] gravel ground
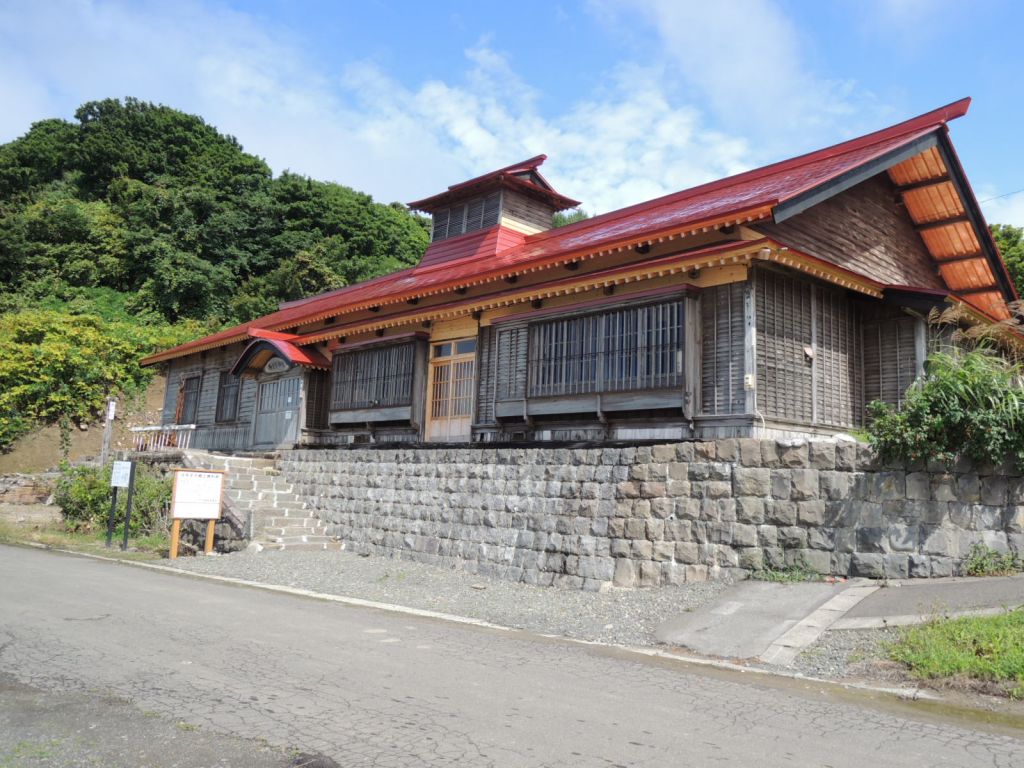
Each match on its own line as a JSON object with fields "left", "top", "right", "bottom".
{"left": 791, "top": 627, "right": 902, "bottom": 680}
{"left": 165, "top": 549, "right": 729, "bottom": 647}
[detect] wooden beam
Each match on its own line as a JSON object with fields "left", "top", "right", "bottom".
{"left": 895, "top": 174, "right": 951, "bottom": 194}
{"left": 915, "top": 215, "right": 970, "bottom": 233}
{"left": 953, "top": 285, "right": 999, "bottom": 296}
{"left": 935, "top": 251, "right": 985, "bottom": 265}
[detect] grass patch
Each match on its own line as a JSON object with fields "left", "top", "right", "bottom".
{"left": 963, "top": 543, "right": 1022, "bottom": 577}
{"left": 888, "top": 609, "right": 1024, "bottom": 698}
{"left": 0, "top": 519, "right": 168, "bottom": 560}
{"left": 751, "top": 559, "right": 818, "bottom": 583}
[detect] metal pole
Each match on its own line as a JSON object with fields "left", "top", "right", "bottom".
{"left": 121, "top": 462, "right": 137, "bottom": 551}
{"left": 105, "top": 487, "right": 119, "bottom": 548}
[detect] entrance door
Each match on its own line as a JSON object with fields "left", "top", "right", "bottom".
{"left": 253, "top": 376, "right": 301, "bottom": 447}
{"left": 426, "top": 338, "right": 476, "bottom": 442}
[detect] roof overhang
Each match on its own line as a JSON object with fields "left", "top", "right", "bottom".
{"left": 230, "top": 336, "right": 330, "bottom": 377}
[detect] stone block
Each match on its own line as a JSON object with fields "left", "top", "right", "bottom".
{"left": 675, "top": 498, "right": 701, "bottom": 521}
{"left": 645, "top": 519, "right": 664, "bottom": 541}
{"left": 610, "top": 538, "right": 631, "bottom": 558}
{"left": 762, "top": 547, "right": 785, "bottom": 569}
{"left": 761, "top": 440, "right": 781, "bottom": 468}
{"left": 820, "top": 471, "right": 854, "bottom": 500}
{"left": 613, "top": 559, "right": 636, "bottom": 587}
{"left": 652, "top": 541, "right": 675, "bottom": 562}
{"left": 664, "top": 519, "right": 693, "bottom": 542}
{"left": 694, "top": 442, "right": 717, "bottom": 461}
{"left": 733, "top": 467, "right": 770, "bottom": 497}
{"left": 868, "top": 471, "right": 905, "bottom": 502}
{"left": 640, "top": 481, "right": 666, "bottom": 498}
{"left": 616, "top": 481, "right": 640, "bottom": 499}
{"left": 797, "top": 500, "right": 826, "bottom": 526}
{"left": 856, "top": 526, "right": 889, "bottom": 553}
{"left": 650, "top": 498, "right": 673, "bottom": 519}
{"left": 957, "top": 473, "right": 981, "bottom": 503}
{"left": 981, "top": 476, "right": 1008, "bottom": 506}
{"left": 731, "top": 523, "right": 758, "bottom": 548}
{"left": 758, "top": 525, "right": 778, "bottom": 547}
{"left": 738, "top": 438, "right": 762, "bottom": 467}
{"left": 632, "top": 540, "right": 653, "bottom": 560}
{"left": 717, "top": 439, "right": 738, "bottom": 462}
{"left": 850, "top": 552, "right": 885, "bottom": 579}
{"left": 737, "top": 547, "right": 764, "bottom": 571}
{"left": 607, "top": 518, "right": 625, "bottom": 538}
{"left": 797, "top": 549, "right": 831, "bottom": 574}
{"left": 908, "top": 555, "right": 930, "bottom": 578}
{"left": 930, "top": 557, "right": 954, "bottom": 578}
{"left": 638, "top": 560, "right": 661, "bottom": 587}
{"left": 905, "top": 472, "right": 930, "bottom": 501}
{"left": 883, "top": 554, "right": 910, "bottom": 579}
{"left": 778, "top": 526, "right": 807, "bottom": 549}
{"left": 888, "top": 525, "right": 918, "bottom": 552}
{"left": 808, "top": 527, "right": 835, "bottom": 551}
{"left": 921, "top": 527, "right": 955, "bottom": 557}
{"left": 675, "top": 541, "right": 700, "bottom": 563}
{"left": 667, "top": 462, "right": 689, "bottom": 481}
{"left": 777, "top": 440, "right": 809, "bottom": 468}
{"left": 771, "top": 471, "right": 792, "bottom": 500}
{"left": 706, "top": 481, "right": 732, "bottom": 499}
{"left": 766, "top": 500, "right": 797, "bottom": 526}
{"left": 1004, "top": 506, "right": 1024, "bottom": 534}
{"left": 808, "top": 440, "right": 836, "bottom": 470}
{"left": 675, "top": 442, "right": 696, "bottom": 462}
{"left": 624, "top": 518, "right": 646, "bottom": 539}
{"left": 651, "top": 444, "right": 676, "bottom": 463}
{"left": 835, "top": 439, "right": 857, "bottom": 471}
{"left": 736, "top": 497, "right": 765, "bottom": 524}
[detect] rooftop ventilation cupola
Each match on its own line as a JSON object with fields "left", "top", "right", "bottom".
{"left": 408, "top": 155, "right": 580, "bottom": 244}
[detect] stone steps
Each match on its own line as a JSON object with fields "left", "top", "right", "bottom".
{"left": 261, "top": 540, "right": 342, "bottom": 552}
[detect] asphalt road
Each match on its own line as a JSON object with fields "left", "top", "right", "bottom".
{"left": 2, "top": 545, "right": 1023, "bottom": 768}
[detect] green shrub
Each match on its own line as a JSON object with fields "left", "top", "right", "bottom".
{"left": 54, "top": 462, "right": 171, "bottom": 536}
{"left": 963, "top": 544, "right": 1022, "bottom": 577}
{"left": 868, "top": 347, "right": 1024, "bottom": 465}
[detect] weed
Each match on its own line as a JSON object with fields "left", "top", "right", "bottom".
{"left": 963, "top": 543, "right": 1022, "bottom": 577}
{"left": 888, "top": 608, "right": 1024, "bottom": 698}
{"left": 176, "top": 721, "right": 199, "bottom": 732}
{"left": 752, "top": 559, "right": 818, "bottom": 583}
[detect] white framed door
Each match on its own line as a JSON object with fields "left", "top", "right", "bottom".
{"left": 426, "top": 338, "right": 476, "bottom": 442}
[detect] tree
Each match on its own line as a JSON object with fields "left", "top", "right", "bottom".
{"left": 991, "top": 224, "right": 1024, "bottom": 297}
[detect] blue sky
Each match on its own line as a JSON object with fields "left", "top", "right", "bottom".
{"left": 2, "top": 0, "right": 1023, "bottom": 224}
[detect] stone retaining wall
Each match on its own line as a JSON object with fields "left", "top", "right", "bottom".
{"left": 0, "top": 474, "right": 55, "bottom": 506}
{"left": 278, "top": 439, "right": 1024, "bottom": 589}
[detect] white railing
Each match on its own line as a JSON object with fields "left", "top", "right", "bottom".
{"left": 129, "top": 424, "right": 196, "bottom": 452}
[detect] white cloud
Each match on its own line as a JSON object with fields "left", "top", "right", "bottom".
{"left": 592, "top": 0, "right": 892, "bottom": 154}
{"left": 0, "top": 0, "right": 898, "bottom": 217}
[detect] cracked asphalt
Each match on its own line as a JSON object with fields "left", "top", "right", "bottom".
{"left": 2, "top": 545, "right": 1023, "bottom": 767}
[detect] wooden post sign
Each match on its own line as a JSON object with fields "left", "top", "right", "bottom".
{"left": 168, "top": 469, "right": 225, "bottom": 559}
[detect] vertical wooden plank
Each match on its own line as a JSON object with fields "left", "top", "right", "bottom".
{"left": 204, "top": 519, "right": 216, "bottom": 554}
{"left": 744, "top": 276, "right": 757, "bottom": 417}
{"left": 810, "top": 284, "right": 818, "bottom": 425}
{"left": 169, "top": 519, "right": 181, "bottom": 560}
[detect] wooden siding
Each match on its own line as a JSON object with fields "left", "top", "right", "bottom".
{"left": 476, "top": 325, "right": 496, "bottom": 425}
{"left": 431, "top": 192, "right": 501, "bottom": 242}
{"left": 755, "top": 267, "right": 863, "bottom": 429}
{"left": 756, "top": 269, "right": 814, "bottom": 423}
{"left": 755, "top": 174, "right": 943, "bottom": 290}
{"left": 863, "top": 307, "right": 922, "bottom": 410}
{"left": 700, "top": 281, "right": 747, "bottom": 415}
{"left": 500, "top": 189, "right": 554, "bottom": 235}
{"left": 161, "top": 344, "right": 256, "bottom": 430}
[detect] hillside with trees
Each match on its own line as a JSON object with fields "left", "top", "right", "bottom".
{"left": 0, "top": 97, "right": 429, "bottom": 450}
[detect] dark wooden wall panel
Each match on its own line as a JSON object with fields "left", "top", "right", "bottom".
{"left": 700, "top": 281, "right": 746, "bottom": 415}
{"left": 755, "top": 174, "right": 943, "bottom": 290}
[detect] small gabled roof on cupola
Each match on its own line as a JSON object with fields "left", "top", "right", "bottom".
{"left": 407, "top": 154, "right": 581, "bottom": 212}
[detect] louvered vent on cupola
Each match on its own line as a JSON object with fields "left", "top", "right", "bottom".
{"left": 430, "top": 192, "right": 502, "bottom": 243}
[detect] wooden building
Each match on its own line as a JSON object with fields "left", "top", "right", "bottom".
{"left": 141, "top": 98, "right": 1017, "bottom": 450}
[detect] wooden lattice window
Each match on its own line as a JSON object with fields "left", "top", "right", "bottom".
{"left": 215, "top": 371, "right": 240, "bottom": 423}
{"left": 527, "top": 300, "right": 685, "bottom": 398}
{"left": 331, "top": 342, "right": 416, "bottom": 410}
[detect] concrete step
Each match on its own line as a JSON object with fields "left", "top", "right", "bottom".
{"left": 260, "top": 540, "right": 342, "bottom": 552}
{"left": 260, "top": 533, "right": 337, "bottom": 545}
{"left": 261, "top": 525, "right": 328, "bottom": 537}
{"left": 260, "top": 516, "right": 323, "bottom": 528}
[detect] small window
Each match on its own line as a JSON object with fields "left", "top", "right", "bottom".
{"left": 455, "top": 339, "right": 476, "bottom": 355}
{"left": 215, "top": 371, "right": 240, "bottom": 422}
{"left": 433, "top": 343, "right": 452, "bottom": 358}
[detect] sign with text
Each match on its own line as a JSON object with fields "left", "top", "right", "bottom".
{"left": 170, "top": 469, "right": 224, "bottom": 520}
{"left": 263, "top": 356, "right": 290, "bottom": 374}
{"left": 110, "top": 460, "right": 132, "bottom": 488}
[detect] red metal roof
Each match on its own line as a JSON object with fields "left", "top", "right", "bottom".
{"left": 143, "top": 98, "right": 1006, "bottom": 367}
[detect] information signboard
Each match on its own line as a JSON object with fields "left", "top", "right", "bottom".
{"left": 110, "top": 460, "right": 132, "bottom": 488}
{"left": 170, "top": 469, "right": 224, "bottom": 520}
